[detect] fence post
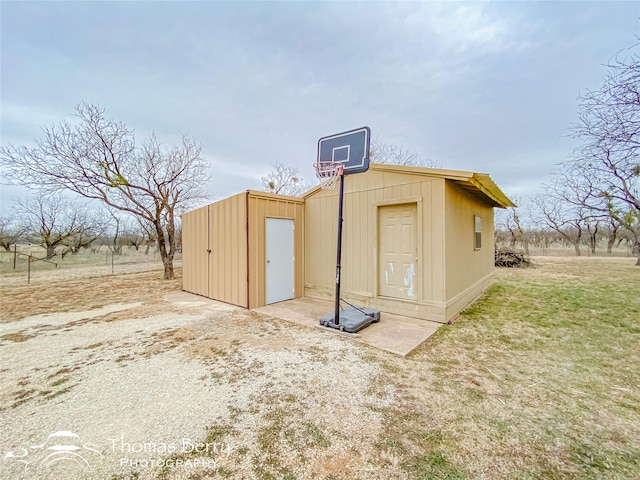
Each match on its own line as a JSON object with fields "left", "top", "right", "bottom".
{"left": 27, "top": 254, "right": 31, "bottom": 285}
{"left": 13, "top": 244, "right": 17, "bottom": 270}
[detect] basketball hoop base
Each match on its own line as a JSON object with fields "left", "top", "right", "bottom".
{"left": 319, "top": 306, "right": 380, "bottom": 333}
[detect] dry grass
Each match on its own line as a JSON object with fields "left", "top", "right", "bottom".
{"left": 0, "top": 269, "right": 181, "bottom": 323}
{"left": 378, "top": 256, "right": 640, "bottom": 479}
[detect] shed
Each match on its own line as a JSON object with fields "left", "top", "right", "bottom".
{"left": 182, "top": 190, "right": 304, "bottom": 308}
{"left": 303, "top": 163, "right": 514, "bottom": 323}
{"left": 182, "top": 163, "right": 513, "bottom": 323}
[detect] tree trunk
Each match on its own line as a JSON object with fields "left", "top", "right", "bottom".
{"left": 606, "top": 236, "right": 615, "bottom": 254}
{"left": 573, "top": 241, "right": 581, "bottom": 256}
{"left": 46, "top": 245, "right": 57, "bottom": 259}
{"left": 161, "top": 251, "right": 175, "bottom": 279}
{"left": 155, "top": 220, "right": 175, "bottom": 280}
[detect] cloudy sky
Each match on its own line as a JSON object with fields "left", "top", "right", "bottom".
{"left": 1, "top": 1, "right": 638, "bottom": 215}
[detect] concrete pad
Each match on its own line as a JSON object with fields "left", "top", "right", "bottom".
{"left": 253, "top": 297, "right": 442, "bottom": 357}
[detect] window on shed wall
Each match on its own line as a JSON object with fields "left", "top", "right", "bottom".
{"left": 474, "top": 215, "right": 482, "bottom": 250}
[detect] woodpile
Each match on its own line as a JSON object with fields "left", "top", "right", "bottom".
{"left": 495, "top": 247, "right": 531, "bottom": 268}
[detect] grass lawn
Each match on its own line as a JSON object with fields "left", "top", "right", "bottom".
{"left": 378, "top": 256, "right": 640, "bottom": 479}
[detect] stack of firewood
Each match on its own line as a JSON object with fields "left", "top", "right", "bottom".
{"left": 494, "top": 247, "right": 531, "bottom": 268}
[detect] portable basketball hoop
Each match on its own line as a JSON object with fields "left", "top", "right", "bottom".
{"left": 313, "top": 161, "right": 344, "bottom": 190}
{"left": 314, "top": 127, "right": 381, "bottom": 333}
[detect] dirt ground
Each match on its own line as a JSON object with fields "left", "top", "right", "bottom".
{"left": 0, "top": 265, "right": 401, "bottom": 480}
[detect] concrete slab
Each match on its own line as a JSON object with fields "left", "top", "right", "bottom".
{"left": 253, "top": 297, "right": 442, "bottom": 357}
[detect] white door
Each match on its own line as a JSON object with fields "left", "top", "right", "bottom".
{"left": 266, "top": 218, "right": 295, "bottom": 304}
{"left": 379, "top": 204, "right": 418, "bottom": 300}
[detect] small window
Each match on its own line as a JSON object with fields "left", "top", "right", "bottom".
{"left": 474, "top": 216, "right": 482, "bottom": 250}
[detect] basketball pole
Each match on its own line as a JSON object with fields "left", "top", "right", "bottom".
{"left": 334, "top": 171, "right": 345, "bottom": 325}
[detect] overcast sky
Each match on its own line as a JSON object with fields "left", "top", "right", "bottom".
{"left": 1, "top": 1, "right": 638, "bottom": 215}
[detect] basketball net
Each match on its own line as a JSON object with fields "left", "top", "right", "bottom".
{"left": 313, "top": 161, "right": 344, "bottom": 190}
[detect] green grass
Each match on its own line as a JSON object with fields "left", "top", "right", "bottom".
{"left": 399, "top": 257, "right": 640, "bottom": 479}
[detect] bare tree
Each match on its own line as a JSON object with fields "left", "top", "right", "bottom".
{"left": 108, "top": 211, "right": 123, "bottom": 255}
{"left": 138, "top": 217, "right": 158, "bottom": 255}
{"left": 0, "top": 216, "right": 25, "bottom": 252}
{"left": 14, "top": 193, "right": 85, "bottom": 259}
{"left": 568, "top": 46, "right": 640, "bottom": 264}
{"left": 119, "top": 216, "right": 146, "bottom": 251}
{"left": 370, "top": 141, "right": 439, "bottom": 168}
{"left": 495, "top": 196, "right": 531, "bottom": 254}
{"left": 261, "top": 162, "right": 310, "bottom": 196}
{"left": 62, "top": 208, "right": 108, "bottom": 256}
{"left": 1, "top": 103, "right": 209, "bottom": 278}
{"left": 532, "top": 178, "right": 591, "bottom": 256}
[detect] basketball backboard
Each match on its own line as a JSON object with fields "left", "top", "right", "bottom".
{"left": 317, "top": 126, "right": 371, "bottom": 175}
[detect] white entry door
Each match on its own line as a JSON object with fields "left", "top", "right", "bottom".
{"left": 266, "top": 218, "right": 295, "bottom": 304}
{"left": 379, "top": 203, "right": 418, "bottom": 300}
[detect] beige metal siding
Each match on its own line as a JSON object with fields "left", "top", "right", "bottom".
{"left": 183, "top": 191, "right": 303, "bottom": 309}
{"left": 182, "top": 205, "right": 209, "bottom": 297}
{"left": 208, "top": 192, "right": 248, "bottom": 307}
{"left": 444, "top": 181, "right": 495, "bottom": 313}
{"left": 304, "top": 168, "right": 448, "bottom": 321}
{"left": 247, "top": 192, "right": 304, "bottom": 309}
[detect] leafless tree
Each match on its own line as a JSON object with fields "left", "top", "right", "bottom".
{"left": 138, "top": 217, "right": 158, "bottom": 255}
{"left": 568, "top": 45, "right": 640, "bottom": 264}
{"left": 62, "top": 208, "right": 108, "bottom": 257}
{"left": 532, "top": 178, "right": 591, "bottom": 256}
{"left": 107, "top": 210, "right": 124, "bottom": 255}
{"left": 370, "top": 141, "right": 439, "bottom": 168}
{"left": 495, "top": 196, "right": 532, "bottom": 254}
{"left": 119, "top": 216, "right": 146, "bottom": 251}
{"left": 0, "top": 216, "right": 25, "bottom": 252}
{"left": 1, "top": 103, "right": 209, "bottom": 278}
{"left": 261, "top": 162, "right": 310, "bottom": 196}
{"left": 14, "top": 193, "right": 86, "bottom": 259}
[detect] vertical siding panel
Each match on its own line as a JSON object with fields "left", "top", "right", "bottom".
{"left": 230, "top": 197, "right": 237, "bottom": 303}
{"left": 204, "top": 193, "right": 247, "bottom": 307}
{"left": 248, "top": 195, "right": 258, "bottom": 309}
{"left": 367, "top": 186, "right": 376, "bottom": 295}
{"left": 182, "top": 206, "right": 208, "bottom": 297}
{"left": 431, "top": 179, "right": 446, "bottom": 303}
{"left": 443, "top": 182, "right": 494, "bottom": 302}
{"left": 247, "top": 193, "right": 304, "bottom": 309}
{"left": 211, "top": 200, "right": 218, "bottom": 300}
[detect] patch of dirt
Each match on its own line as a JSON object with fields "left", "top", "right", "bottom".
{"left": 0, "top": 284, "right": 397, "bottom": 480}
{"left": 0, "top": 269, "right": 181, "bottom": 323}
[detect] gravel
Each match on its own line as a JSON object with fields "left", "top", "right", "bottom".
{"left": 0, "top": 292, "right": 399, "bottom": 479}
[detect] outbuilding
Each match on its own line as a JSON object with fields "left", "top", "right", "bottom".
{"left": 304, "top": 163, "right": 514, "bottom": 323}
{"left": 182, "top": 163, "right": 514, "bottom": 323}
{"left": 182, "top": 190, "right": 304, "bottom": 309}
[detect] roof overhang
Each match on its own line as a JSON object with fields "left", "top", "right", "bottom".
{"left": 303, "top": 163, "right": 515, "bottom": 208}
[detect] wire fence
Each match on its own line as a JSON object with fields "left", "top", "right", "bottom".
{"left": 0, "top": 245, "right": 182, "bottom": 286}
